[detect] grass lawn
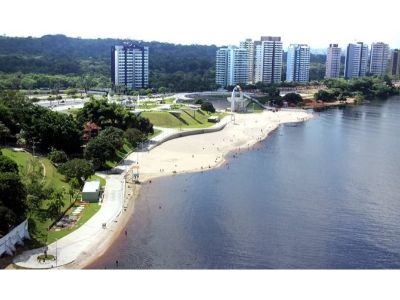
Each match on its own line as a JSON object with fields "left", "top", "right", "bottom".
{"left": 147, "top": 128, "right": 162, "bottom": 139}
{"left": 164, "top": 97, "right": 175, "bottom": 104}
{"left": 1, "top": 148, "right": 105, "bottom": 246}
{"left": 246, "top": 102, "right": 265, "bottom": 113}
{"left": 140, "top": 110, "right": 228, "bottom": 129}
{"left": 2, "top": 148, "right": 69, "bottom": 195}
{"left": 46, "top": 202, "right": 101, "bottom": 243}
{"left": 141, "top": 111, "right": 182, "bottom": 127}
{"left": 89, "top": 174, "right": 106, "bottom": 188}
{"left": 65, "top": 107, "right": 81, "bottom": 118}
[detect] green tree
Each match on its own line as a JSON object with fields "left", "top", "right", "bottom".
{"left": 59, "top": 159, "right": 94, "bottom": 184}
{"left": 46, "top": 189, "right": 64, "bottom": 219}
{"left": 100, "top": 127, "right": 125, "bottom": 149}
{"left": 84, "top": 136, "right": 115, "bottom": 169}
{"left": 145, "top": 88, "right": 153, "bottom": 97}
{"left": 48, "top": 149, "right": 68, "bottom": 164}
{"left": 0, "top": 121, "right": 11, "bottom": 145}
{"left": 282, "top": 93, "right": 303, "bottom": 105}
{"left": 68, "top": 178, "right": 80, "bottom": 203}
{"left": 0, "top": 172, "right": 27, "bottom": 234}
{"left": 21, "top": 105, "right": 82, "bottom": 153}
{"left": 69, "top": 177, "right": 80, "bottom": 190}
{"left": 158, "top": 86, "right": 168, "bottom": 97}
{"left": 124, "top": 128, "right": 144, "bottom": 148}
{"left": 0, "top": 206, "right": 18, "bottom": 235}
{"left": 0, "top": 153, "right": 18, "bottom": 173}
{"left": 77, "top": 98, "right": 153, "bottom": 134}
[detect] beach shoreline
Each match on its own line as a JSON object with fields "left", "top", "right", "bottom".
{"left": 78, "top": 110, "right": 313, "bottom": 269}
{"left": 9, "top": 109, "right": 312, "bottom": 270}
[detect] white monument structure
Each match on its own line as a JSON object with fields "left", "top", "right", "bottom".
{"left": 227, "top": 85, "right": 249, "bottom": 112}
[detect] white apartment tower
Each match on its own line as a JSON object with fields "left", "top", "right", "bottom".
{"left": 325, "top": 44, "right": 342, "bottom": 78}
{"left": 369, "top": 42, "right": 390, "bottom": 77}
{"left": 254, "top": 36, "right": 283, "bottom": 84}
{"left": 239, "top": 39, "right": 255, "bottom": 84}
{"left": 286, "top": 44, "right": 310, "bottom": 83}
{"left": 111, "top": 43, "right": 149, "bottom": 89}
{"left": 344, "top": 42, "right": 368, "bottom": 79}
{"left": 216, "top": 48, "right": 229, "bottom": 87}
{"left": 215, "top": 46, "right": 248, "bottom": 87}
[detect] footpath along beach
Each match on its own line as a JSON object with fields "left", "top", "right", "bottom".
{"left": 11, "top": 109, "right": 312, "bottom": 269}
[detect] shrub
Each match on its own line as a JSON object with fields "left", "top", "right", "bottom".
{"left": 200, "top": 101, "right": 215, "bottom": 113}
{"left": 48, "top": 149, "right": 68, "bottom": 164}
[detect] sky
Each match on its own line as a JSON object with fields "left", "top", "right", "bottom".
{"left": 1, "top": 0, "right": 399, "bottom": 49}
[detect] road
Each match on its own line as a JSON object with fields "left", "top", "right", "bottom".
{"left": 36, "top": 98, "right": 87, "bottom": 111}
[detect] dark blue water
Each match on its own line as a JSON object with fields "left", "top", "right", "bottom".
{"left": 91, "top": 96, "right": 400, "bottom": 269}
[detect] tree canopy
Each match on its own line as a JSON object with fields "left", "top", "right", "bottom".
{"left": 318, "top": 77, "right": 399, "bottom": 102}
{"left": 77, "top": 98, "right": 153, "bottom": 134}
{"left": 0, "top": 35, "right": 218, "bottom": 92}
{"left": 282, "top": 93, "right": 303, "bottom": 105}
{"left": 0, "top": 151, "right": 27, "bottom": 235}
{"left": 59, "top": 159, "right": 95, "bottom": 185}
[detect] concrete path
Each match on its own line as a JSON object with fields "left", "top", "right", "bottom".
{"left": 13, "top": 176, "right": 124, "bottom": 269}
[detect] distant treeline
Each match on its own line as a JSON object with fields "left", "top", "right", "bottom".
{"left": 0, "top": 35, "right": 329, "bottom": 91}
{"left": 0, "top": 35, "right": 218, "bottom": 91}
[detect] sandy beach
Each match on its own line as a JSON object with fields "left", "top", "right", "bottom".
{"left": 10, "top": 109, "right": 312, "bottom": 269}
{"left": 76, "top": 110, "right": 312, "bottom": 269}
{"left": 133, "top": 110, "right": 312, "bottom": 181}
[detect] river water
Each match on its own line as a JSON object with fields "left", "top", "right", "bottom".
{"left": 90, "top": 96, "right": 400, "bottom": 269}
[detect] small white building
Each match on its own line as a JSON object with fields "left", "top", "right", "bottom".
{"left": 81, "top": 181, "right": 101, "bottom": 202}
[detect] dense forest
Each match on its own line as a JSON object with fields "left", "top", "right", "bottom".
{"left": 0, "top": 35, "right": 328, "bottom": 91}
{"left": 0, "top": 35, "right": 218, "bottom": 91}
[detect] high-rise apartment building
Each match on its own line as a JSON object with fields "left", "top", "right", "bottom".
{"left": 111, "top": 43, "right": 149, "bottom": 89}
{"left": 325, "top": 44, "right": 342, "bottom": 78}
{"left": 286, "top": 44, "right": 310, "bottom": 83}
{"left": 344, "top": 42, "right": 368, "bottom": 79}
{"left": 216, "top": 48, "right": 229, "bottom": 87}
{"left": 369, "top": 42, "right": 390, "bottom": 77}
{"left": 215, "top": 46, "right": 248, "bottom": 87}
{"left": 390, "top": 49, "right": 400, "bottom": 77}
{"left": 240, "top": 39, "right": 255, "bottom": 84}
{"left": 254, "top": 36, "right": 283, "bottom": 84}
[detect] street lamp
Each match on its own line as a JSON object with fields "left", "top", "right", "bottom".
{"left": 55, "top": 238, "right": 58, "bottom": 268}
{"left": 31, "top": 138, "right": 38, "bottom": 157}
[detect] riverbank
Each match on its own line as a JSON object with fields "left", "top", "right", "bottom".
{"left": 89, "top": 95, "right": 400, "bottom": 270}
{"left": 303, "top": 98, "right": 355, "bottom": 110}
{"left": 83, "top": 110, "right": 312, "bottom": 269}
{"left": 10, "top": 109, "right": 312, "bottom": 269}
{"left": 129, "top": 110, "right": 312, "bottom": 183}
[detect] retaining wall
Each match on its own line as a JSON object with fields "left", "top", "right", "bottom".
{"left": 0, "top": 220, "right": 30, "bottom": 256}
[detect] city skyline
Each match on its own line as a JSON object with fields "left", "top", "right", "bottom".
{"left": 1, "top": 0, "right": 399, "bottom": 49}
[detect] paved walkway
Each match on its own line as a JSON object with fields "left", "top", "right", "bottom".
{"left": 13, "top": 176, "right": 124, "bottom": 268}
{"left": 12, "top": 120, "right": 229, "bottom": 269}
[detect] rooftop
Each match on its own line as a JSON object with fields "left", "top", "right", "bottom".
{"left": 82, "top": 181, "right": 100, "bottom": 193}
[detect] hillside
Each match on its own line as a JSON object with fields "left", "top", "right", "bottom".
{"left": 0, "top": 35, "right": 328, "bottom": 91}
{"left": 0, "top": 35, "right": 218, "bottom": 91}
